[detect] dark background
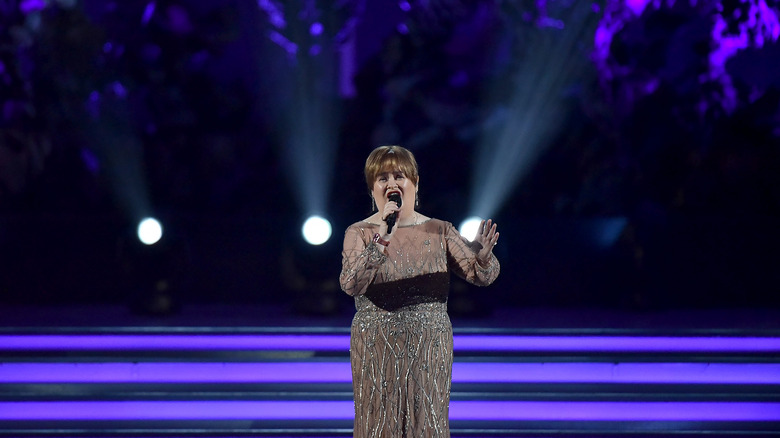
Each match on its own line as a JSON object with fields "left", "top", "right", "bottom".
{"left": 1, "top": 0, "right": 779, "bottom": 318}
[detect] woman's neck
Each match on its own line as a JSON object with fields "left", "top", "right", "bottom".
{"left": 369, "top": 210, "right": 421, "bottom": 227}
{"left": 397, "top": 211, "right": 420, "bottom": 226}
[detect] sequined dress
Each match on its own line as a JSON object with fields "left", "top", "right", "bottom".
{"left": 339, "top": 219, "right": 500, "bottom": 437}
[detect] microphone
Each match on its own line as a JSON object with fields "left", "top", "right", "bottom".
{"left": 386, "top": 192, "right": 402, "bottom": 233}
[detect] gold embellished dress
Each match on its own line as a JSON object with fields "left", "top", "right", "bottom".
{"left": 339, "top": 219, "right": 500, "bottom": 437}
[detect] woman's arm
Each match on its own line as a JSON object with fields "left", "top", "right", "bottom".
{"left": 445, "top": 221, "right": 500, "bottom": 286}
{"left": 339, "top": 225, "right": 387, "bottom": 296}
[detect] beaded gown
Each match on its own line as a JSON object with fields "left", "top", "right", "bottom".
{"left": 339, "top": 218, "right": 500, "bottom": 437}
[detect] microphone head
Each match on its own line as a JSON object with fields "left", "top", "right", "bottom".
{"left": 388, "top": 192, "right": 402, "bottom": 207}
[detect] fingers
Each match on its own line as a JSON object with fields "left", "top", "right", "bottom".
{"left": 481, "top": 219, "right": 497, "bottom": 237}
{"left": 480, "top": 219, "right": 499, "bottom": 247}
{"left": 380, "top": 201, "right": 401, "bottom": 237}
{"left": 381, "top": 201, "right": 401, "bottom": 221}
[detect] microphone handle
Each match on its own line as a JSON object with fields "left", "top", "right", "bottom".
{"left": 386, "top": 212, "right": 397, "bottom": 234}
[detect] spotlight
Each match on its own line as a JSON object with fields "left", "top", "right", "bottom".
{"left": 302, "top": 215, "right": 332, "bottom": 245}
{"left": 459, "top": 216, "right": 483, "bottom": 242}
{"left": 137, "top": 217, "right": 163, "bottom": 245}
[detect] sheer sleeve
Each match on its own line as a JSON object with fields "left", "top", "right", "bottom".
{"left": 444, "top": 221, "right": 500, "bottom": 286}
{"left": 339, "top": 224, "right": 387, "bottom": 297}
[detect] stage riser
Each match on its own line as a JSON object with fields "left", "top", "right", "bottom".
{"left": 1, "top": 332, "right": 778, "bottom": 437}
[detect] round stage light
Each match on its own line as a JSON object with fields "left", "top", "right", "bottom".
{"left": 137, "top": 217, "right": 163, "bottom": 245}
{"left": 302, "top": 216, "right": 332, "bottom": 245}
{"left": 459, "top": 217, "right": 483, "bottom": 242}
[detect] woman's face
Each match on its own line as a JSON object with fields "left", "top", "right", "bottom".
{"left": 372, "top": 167, "right": 417, "bottom": 218}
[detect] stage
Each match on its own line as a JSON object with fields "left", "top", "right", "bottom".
{"left": 1, "top": 304, "right": 779, "bottom": 437}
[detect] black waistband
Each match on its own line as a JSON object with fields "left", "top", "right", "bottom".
{"left": 365, "top": 272, "right": 450, "bottom": 312}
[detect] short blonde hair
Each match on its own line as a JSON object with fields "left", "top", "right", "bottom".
{"left": 364, "top": 145, "right": 419, "bottom": 192}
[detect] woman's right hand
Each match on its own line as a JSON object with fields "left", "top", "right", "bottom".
{"left": 377, "top": 197, "right": 401, "bottom": 239}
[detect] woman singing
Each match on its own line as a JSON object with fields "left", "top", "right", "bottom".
{"left": 339, "top": 145, "right": 500, "bottom": 437}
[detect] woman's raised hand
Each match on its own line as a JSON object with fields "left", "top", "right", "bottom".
{"left": 474, "top": 219, "right": 499, "bottom": 264}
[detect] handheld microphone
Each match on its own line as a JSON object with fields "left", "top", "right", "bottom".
{"left": 386, "top": 192, "right": 402, "bottom": 233}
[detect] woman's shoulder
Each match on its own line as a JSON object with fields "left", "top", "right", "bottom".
{"left": 420, "top": 217, "right": 444, "bottom": 225}
{"left": 345, "top": 219, "right": 379, "bottom": 233}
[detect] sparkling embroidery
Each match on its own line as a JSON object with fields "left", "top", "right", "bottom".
{"left": 339, "top": 219, "right": 500, "bottom": 437}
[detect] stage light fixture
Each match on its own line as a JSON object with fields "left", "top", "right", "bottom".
{"left": 302, "top": 215, "right": 332, "bottom": 245}
{"left": 137, "top": 217, "right": 162, "bottom": 245}
{"left": 459, "top": 216, "right": 483, "bottom": 242}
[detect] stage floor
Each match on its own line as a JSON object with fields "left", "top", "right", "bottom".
{"left": 2, "top": 302, "right": 779, "bottom": 334}
{"left": 2, "top": 302, "right": 779, "bottom": 437}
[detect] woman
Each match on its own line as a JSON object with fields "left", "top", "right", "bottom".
{"left": 339, "top": 145, "right": 500, "bottom": 437}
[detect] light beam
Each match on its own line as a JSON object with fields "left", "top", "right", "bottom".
{"left": 471, "top": 2, "right": 599, "bottom": 218}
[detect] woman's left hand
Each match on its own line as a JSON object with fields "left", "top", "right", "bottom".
{"left": 474, "top": 219, "right": 499, "bottom": 265}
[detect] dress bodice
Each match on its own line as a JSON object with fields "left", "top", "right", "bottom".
{"left": 339, "top": 218, "right": 499, "bottom": 303}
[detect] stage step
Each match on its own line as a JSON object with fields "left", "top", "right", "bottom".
{"left": 1, "top": 328, "right": 779, "bottom": 437}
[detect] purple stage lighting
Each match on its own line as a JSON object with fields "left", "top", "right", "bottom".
{"left": 0, "top": 334, "right": 348, "bottom": 351}
{"left": 141, "top": 1, "right": 156, "bottom": 25}
{"left": 0, "top": 401, "right": 779, "bottom": 421}
{"left": 1, "top": 334, "right": 779, "bottom": 352}
{"left": 310, "top": 22, "right": 324, "bottom": 36}
{"left": 2, "top": 362, "right": 779, "bottom": 385}
{"left": 454, "top": 335, "right": 780, "bottom": 352}
{"left": 20, "top": 0, "right": 47, "bottom": 15}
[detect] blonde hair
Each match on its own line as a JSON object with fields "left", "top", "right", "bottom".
{"left": 364, "top": 145, "right": 419, "bottom": 192}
